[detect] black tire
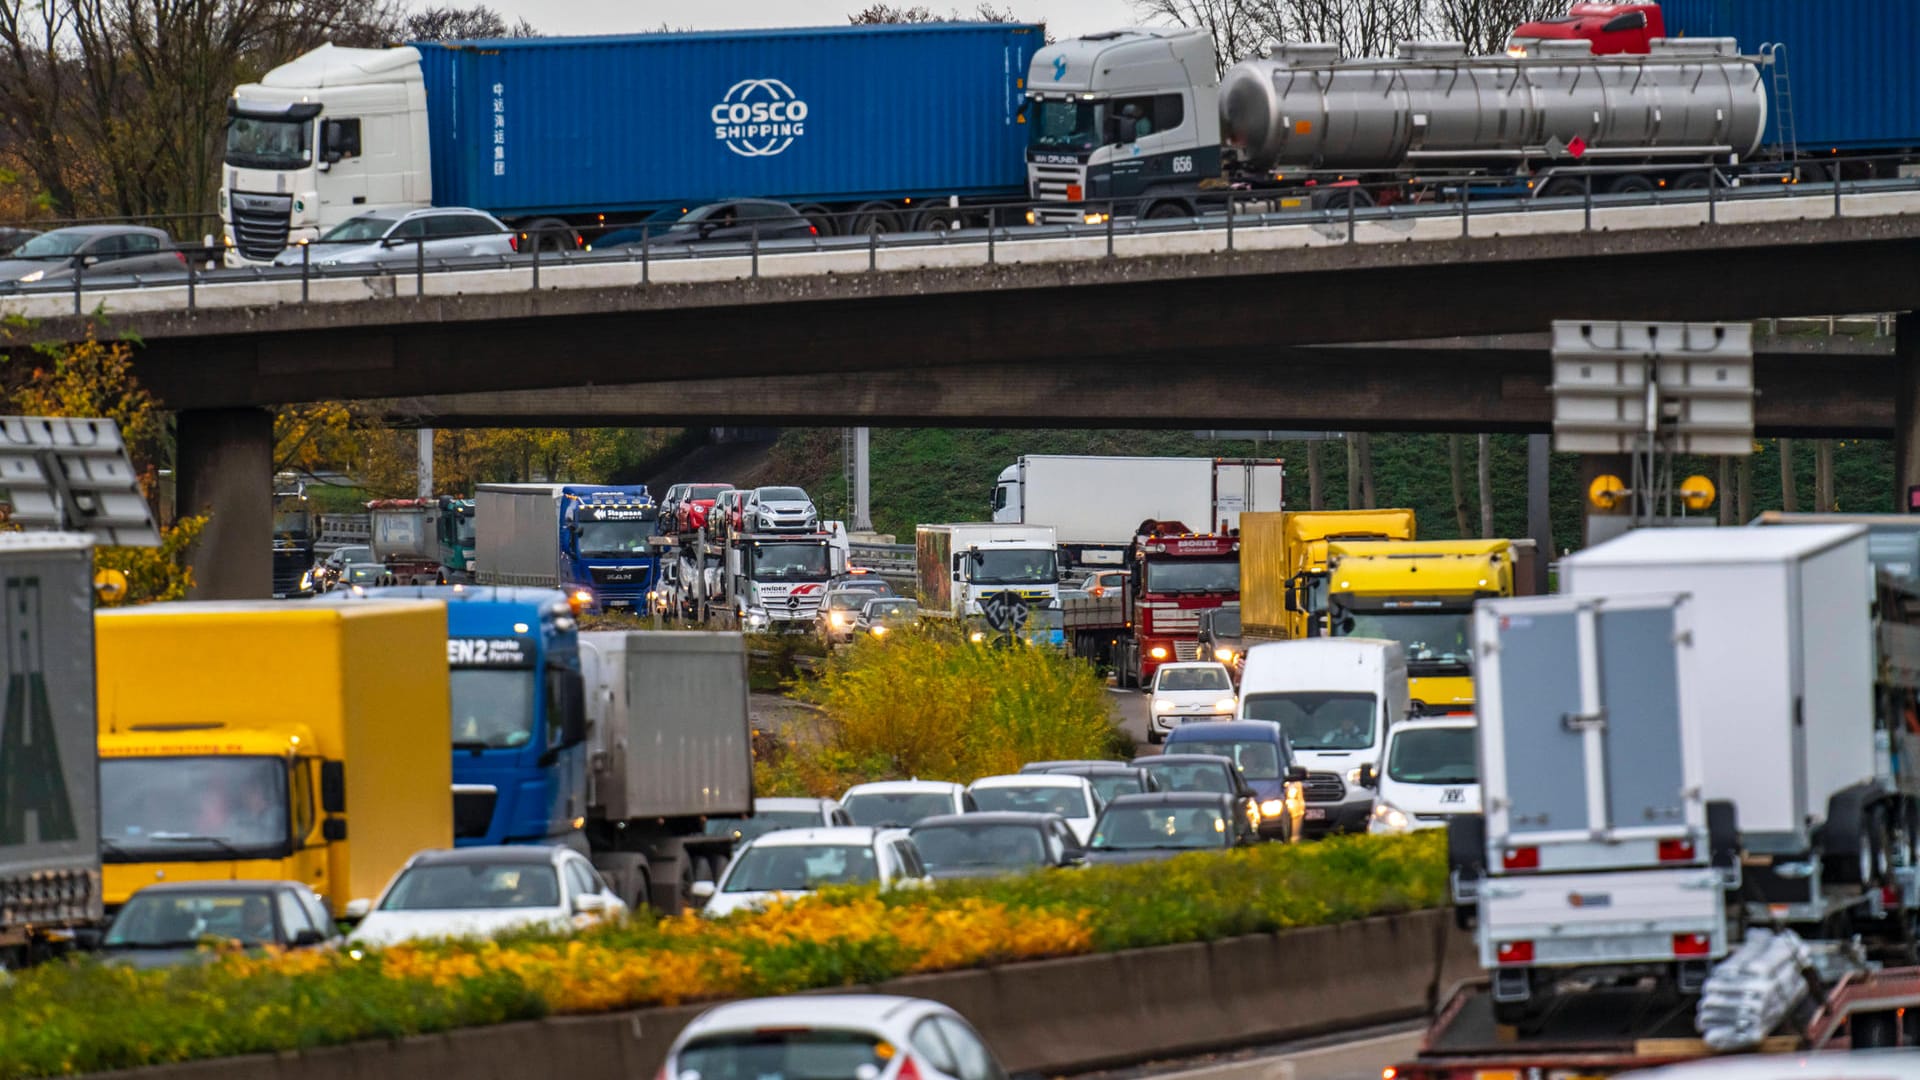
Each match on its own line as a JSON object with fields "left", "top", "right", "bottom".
{"left": 796, "top": 204, "right": 836, "bottom": 237}
{"left": 522, "top": 216, "right": 577, "bottom": 253}
{"left": 1310, "top": 187, "right": 1375, "bottom": 210}
{"left": 1145, "top": 201, "right": 1191, "bottom": 221}
{"left": 1707, "top": 799, "right": 1740, "bottom": 867}
{"left": 1674, "top": 171, "right": 1712, "bottom": 191}
{"left": 1609, "top": 174, "right": 1655, "bottom": 195}
{"left": 850, "top": 202, "right": 901, "bottom": 235}
{"left": 1539, "top": 176, "right": 1587, "bottom": 199}
{"left": 913, "top": 207, "right": 963, "bottom": 232}
{"left": 1853, "top": 1010, "right": 1900, "bottom": 1048}
{"left": 1147, "top": 729, "right": 1163, "bottom": 745}
{"left": 630, "top": 870, "right": 653, "bottom": 915}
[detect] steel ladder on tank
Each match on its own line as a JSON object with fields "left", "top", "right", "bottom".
{"left": 1759, "top": 42, "right": 1800, "bottom": 178}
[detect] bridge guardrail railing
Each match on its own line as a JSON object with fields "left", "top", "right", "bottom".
{"left": 5, "top": 154, "right": 1918, "bottom": 314}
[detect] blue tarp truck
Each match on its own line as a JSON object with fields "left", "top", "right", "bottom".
{"left": 219, "top": 22, "right": 1043, "bottom": 262}
{"left": 473, "top": 484, "right": 659, "bottom": 612}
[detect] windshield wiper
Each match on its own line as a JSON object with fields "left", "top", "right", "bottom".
{"left": 452, "top": 739, "right": 491, "bottom": 751}
{"left": 149, "top": 833, "right": 248, "bottom": 859}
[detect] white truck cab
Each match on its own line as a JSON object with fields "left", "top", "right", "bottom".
{"left": 1236, "top": 638, "right": 1409, "bottom": 837}
{"left": 1023, "top": 27, "right": 1221, "bottom": 224}
{"left": 1365, "top": 716, "right": 1479, "bottom": 833}
{"left": 222, "top": 45, "right": 431, "bottom": 265}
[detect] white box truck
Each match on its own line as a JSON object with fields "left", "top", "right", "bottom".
{"left": 1456, "top": 591, "right": 1733, "bottom": 1024}
{"left": 992, "top": 456, "right": 1284, "bottom": 567}
{"left": 915, "top": 523, "right": 1061, "bottom": 620}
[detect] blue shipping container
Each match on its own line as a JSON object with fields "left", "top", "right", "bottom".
{"left": 1660, "top": 0, "right": 1920, "bottom": 152}
{"left": 416, "top": 23, "right": 1043, "bottom": 218}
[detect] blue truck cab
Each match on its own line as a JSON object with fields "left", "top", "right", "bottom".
{"left": 316, "top": 584, "right": 589, "bottom": 849}
{"left": 559, "top": 485, "right": 659, "bottom": 611}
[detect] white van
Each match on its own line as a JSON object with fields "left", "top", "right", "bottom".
{"left": 1363, "top": 716, "right": 1479, "bottom": 833}
{"left": 1236, "top": 639, "right": 1410, "bottom": 837}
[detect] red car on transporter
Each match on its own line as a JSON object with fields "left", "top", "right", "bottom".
{"left": 676, "top": 483, "right": 734, "bottom": 533}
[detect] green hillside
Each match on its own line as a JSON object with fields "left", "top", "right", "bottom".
{"left": 761, "top": 429, "right": 1896, "bottom": 553}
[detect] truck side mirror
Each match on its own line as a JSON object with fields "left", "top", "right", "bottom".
{"left": 1283, "top": 576, "right": 1302, "bottom": 613}
{"left": 320, "top": 760, "right": 346, "bottom": 814}
{"left": 562, "top": 673, "right": 587, "bottom": 746}
{"left": 1357, "top": 763, "right": 1378, "bottom": 789}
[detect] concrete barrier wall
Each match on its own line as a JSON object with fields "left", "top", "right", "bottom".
{"left": 84, "top": 910, "right": 1478, "bottom": 1080}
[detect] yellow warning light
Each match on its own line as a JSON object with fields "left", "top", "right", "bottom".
{"left": 93, "top": 568, "right": 128, "bottom": 604}
{"left": 1588, "top": 474, "right": 1627, "bottom": 511}
{"left": 1680, "top": 475, "right": 1717, "bottom": 511}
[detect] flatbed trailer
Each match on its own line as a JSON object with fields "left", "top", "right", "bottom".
{"left": 1393, "top": 972, "right": 1920, "bottom": 1078}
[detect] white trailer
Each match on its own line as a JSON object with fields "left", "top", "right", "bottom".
{"left": 1457, "top": 591, "right": 1733, "bottom": 1024}
{"left": 992, "top": 456, "right": 1284, "bottom": 567}
{"left": 915, "top": 523, "right": 1060, "bottom": 620}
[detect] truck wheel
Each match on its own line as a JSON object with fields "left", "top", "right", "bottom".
{"left": 1608, "top": 174, "right": 1654, "bottom": 196}
{"left": 1853, "top": 1010, "right": 1900, "bottom": 1048}
{"left": 850, "top": 203, "right": 900, "bottom": 235}
{"left": 914, "top": 207, "right": 963, "bottom": 232}
{"left": 629, "top": 870, "right": 653, "bottom": 916}
{"left": 1674, "top": 171, "right": 1712, "bottom": 191}
{"left": 1539, "top": 177, "right": 1586, "bottom": 199}
{"left": 1145, "top": 201, "right": 1190, "bottom": 221}
{"left": 522, "top": 217, "right": 577, "bottom": 253}
{"left": 796, "top": 204, "right": 836, "bottom": 236}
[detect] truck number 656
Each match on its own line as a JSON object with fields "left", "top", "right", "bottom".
{"left": 1171, "top": 155, "right": 1194, "bottom": 174}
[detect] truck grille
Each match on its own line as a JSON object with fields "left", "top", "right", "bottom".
{"left": 230, "top": 190, "right": 292, "bottom": 261}
{"left": 1303, "top": 772, "right": 1346, "bottom": 803}
{"left": 1030, "top": 163, "right": 1084, "bottom": 202}
{"left": 453, "top": 787, "right": 498, "bottom": 839}
{"left": 1173, "top": 641, "right": 1200, "bottom": 661}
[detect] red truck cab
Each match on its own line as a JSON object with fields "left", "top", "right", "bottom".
{"left": 1506, "top": 2, "right": 1663, "bottom": 56}
{"left": 1129, "top": 523, "right": 1241, "bottom": 685}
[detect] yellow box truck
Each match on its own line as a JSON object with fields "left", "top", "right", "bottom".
{"left": 1239, "top": 510, "right": 1419, "bottom": 644}
{"left": 95, "top": 600, "right": 450, "bottom": 915}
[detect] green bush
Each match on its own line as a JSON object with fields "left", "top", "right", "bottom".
{"left": 760, "top": 622, "right": 1121, "bottom": 796}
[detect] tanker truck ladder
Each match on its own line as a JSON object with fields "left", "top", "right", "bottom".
{"left": 1759, "top": 42, "right": 1800, "bottom": 176}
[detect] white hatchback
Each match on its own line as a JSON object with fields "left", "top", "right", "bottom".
{"left": 694, "top": 826, "right": 930, "bottom": 918}
{"left": 346, "top": 845, "right": 626, "bottom": 947}
{"left": 840, "top": 780, "right": 974, "bottom": 828}
{"left": 664, "top": 995, "right": 1010, "bottom": 1080}
{"left": 966, "top": 774, "right": 1102, "bottom": 845}
{"left": 1147, "top": 661, "right": 1238, "bottom": 743}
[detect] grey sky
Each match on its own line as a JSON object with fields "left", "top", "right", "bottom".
{"left": 449, "top": 0, "right": 1142, "bottom": 40}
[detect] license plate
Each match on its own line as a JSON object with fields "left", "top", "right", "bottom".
{"left": 1304, "top": 808, "right": 1326, "bottom": 821}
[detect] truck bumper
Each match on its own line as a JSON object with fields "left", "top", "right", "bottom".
{"left": 1300, "top": 799, "right": 1372, "bottom": 838}
{"left": 1479, "top": 866, "right": 1728, "bottom": 971}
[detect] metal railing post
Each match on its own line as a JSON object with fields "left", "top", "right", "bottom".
{"left": 1461, "top": 183, "right": 1471, "bottom": 238}
{"left": 186, "top": 257, "right": 196, "bottom": 311}
{"left": 415, "top": 236, "right": 425, "bottom": 297}
{"left": 869, "top": 224, "right": 878, "bottom": 271}
{"left": 532, "top": 230, "right": 541, "bottom": 290}
{"left": 301, "top": 242, "right": 311, "bottom": 302}
{"left": 988, "top": 220, "right": 996, "bottom": 265}
{"left": 1347, "top": 192, "right": 1356, "bottom": 243}
{"left": 751, "top": 223, "right": 760, "bottom": 279}
{"left": 1584, "top": 174, "right": 1593, "bottom": 232}
{"left": 1106, "top": 208, "right": 1115, "bottom": 257}
{"left": 72, "top": 261, "right": 82, "bottom": 315}
{"left": 641, "top": 231, "right": 650, "bottom": 285}
{"left": 1226, "top": 195, "right": 1235, "bottom": 250}
{"left": 1834, "top": 167, "right": 1843, "bottom": 218}
{"left": 1708, "top": 169, "right": 1717, "bottom": 225}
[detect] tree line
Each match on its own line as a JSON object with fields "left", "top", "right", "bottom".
{"left": 1132, "top": 0, "right": 1564, "bottom": 74}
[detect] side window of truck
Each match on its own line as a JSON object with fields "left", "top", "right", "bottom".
{"left": 290, "top": 759, "right": 317, "bottom": 844}
{"left": 1154, "top": 94, "right": 1185, "bottom": 134}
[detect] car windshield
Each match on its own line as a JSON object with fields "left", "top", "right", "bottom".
{"left": 1168, "top": 739, "right": 1281, "bottom": 781}
{"left": 970, "top": 785, "right": 1090, "bottom": 818}
{"left": 1091, "top": 806, "right": 1228, "bottom": 851}
{"left": 99, "top": 756, "right": 288, "bottom": 858}
{"left": 868, "top": 600, "right": 917, "bottom": 618}
{"left": 1242, "top": 691, "right": 1378, "bottom": 750}
{"left": 1344, "top": 610, "right": 1472, "bottom": 667}
{"left": 825, "top": 593, "right": 864, "bottom": 611}
{"left": 758, "top": 487, "right": 809, "bottom": 501}
{"left": 576, "top": 519, "right": 655, "bottom": 557}
{"left": 841, "top": 791, "right": 952, "bottom": 827}
{"left": 1139, "top": 761, "right": 1232, "bottom": 794}
{"left": 337, "top": 545, "right": 374, "bottom": 565}
{"left": 1144, "top": 559, "right": 1239, "bottom": 594}
{"left": 226, "top": 114, "right": 312, "bottom": 170}
{"left": 1389, "top": 727, "right": 1478, "bottom": 784}
{"left": 677, "top": 1030, "right": 887, "bottom": 1080}
{"left": 751, "top": 542, "right": 831, "bottom": 580}
{"left": 703, "top": 810, "right": 822, "bottom": 842}
{"left": 10, "top": 231, "right": 90, "bottom": 258}
{"left": 320, "top": 215, "right": 395, "bottom": 243}
{"left": 967, "top": 548, "right": 1058, "bottom": 585}
{"left": 690, "top": 485, "right": 730, "bottom": 500}
{"left": 1156, "top": 667, "right": 1231, "bottom": 692}
{"left": 450, "top": 668, "right": 537, "bottom": 749}
{"left": 1030, "top": 99, "right": 1102, "bottom": 151}
{"left": 380, "top": 862, "right": 561, "bottom": 910}
{"left": 911, "top": 823, "right": 1048, "bottom": 871}
{"left": 105, "top": 890, "right": 280, "bottom": 948}
{"left": 1206, "top": 609, "right": 1242, "bottom": 636}
{"left": 722, "top": 843, "right": 877, "bottom": 892}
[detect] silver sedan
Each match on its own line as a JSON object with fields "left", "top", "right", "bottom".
{"left": 273, "top": 207, "right": 516, "bottom": 268}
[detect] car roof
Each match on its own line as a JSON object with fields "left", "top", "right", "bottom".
{"left": 680, "top": 995, "right": 942, "bottom": 1040}
{"left": 1103, "top": 791, "right": 1233, "bottom": 809}
{"left": 968, "top": 773, "right": 1088, "bottom": 790}
{"left": 1155, "top": 661, "right": 1233, "bottom": 673}
{"left": 755, "top": 796, "right": 836, "bottom": 812}
{"left": 741, "top": 826, "right": 881, "bottom": 848}
{"left": 910, "top": 812, "right": 1063, "bottom": 830}
{"left": 1141, "top": 753, "right": 1238, "bottom": 768}
{"left": 843, "top": 780, "right": 964, "bottom": 796}
{"left": 406, "top": 845, "right": 565, "bottom": 866}
{"left": 1021, "top": 759, "right": 1114, "bottom": 772}
{"left": 44, "top": 224, "right": 171, "bottom": 238}
{"left": 1037, "top": 762, "right": 1145, "bottom": 776}
{"left": 1167, "top": 720, "right": 1284, "bottom": 740}
{"left": 127, "top": 880, "right": 308, "bottom": 895}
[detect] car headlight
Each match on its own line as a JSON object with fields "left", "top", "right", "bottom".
{"left": 828, "top": 612, "right": 848, "bottom": 627}
{"left": 300, "top": 570, "right": 314, "bottom": 590}
{"left": 1259, "top": 798, "right": 1285, "bottom": 818}
{"left": 1213, "top": 698, "right": 1235, "bottom": 712}
{"left": 1371, "top": 801, "right": 1411, "bottom": 834}
{"left": 1152, "top": 698, "right": 1174, "bottom": 713}
{"left": 745, "top": 607, "right": 771, "bottom": 629}
{"left": 1346, "top": 766, "right": 1367, "bottom": 786}
{"left": 1214, "top": 647, "right": 1236, "bottom": 663}
{"left": 18, "top": 269, "right": 45, "bottom": 283}
{"left": 871, "top": 625, "right": 889, "bottom": 637}
{"left": 969, "top": 630, "right": 986, "bottom": 643}
{"left": 1148, "top": 646, "right": 1168, "bottom": 660}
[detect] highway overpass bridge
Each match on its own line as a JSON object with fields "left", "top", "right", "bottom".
{"left": 4, "top": 189, "right": 1913, "bottom": 599}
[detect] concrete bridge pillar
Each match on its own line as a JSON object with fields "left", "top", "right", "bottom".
{"left": 1899, "top": 313, "right": 1920, "bottom": 512}
{"left": 176, "top": 408, "right": 272, "bottom": 599}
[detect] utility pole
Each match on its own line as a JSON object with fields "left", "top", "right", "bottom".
{"left": 416, "top": 428, "right": 434, "bottom": 498}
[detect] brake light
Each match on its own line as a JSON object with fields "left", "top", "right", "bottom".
{"left": 895, "top": 1055, "right": 924, "bottom": 1080}
{"left": 1495, "top": 940, "right": 1534, "bottom": 964}
{"left": 808, "top": 224, "right": 819, "bottom": 236}
{"left": 174, "top": 251, "right": 187, "bottom": 265}
{"left": 509, "top": 234, "right": 521, "bottom": 253}
{"left": 1658, "top": 838, "right": 1696, "bottom": 863}
{"left": 1672, "top": 933, "right": 1711, "bottom": 957}
{"left": 1502, "top": 846, "right": 1539, "bottom": 871}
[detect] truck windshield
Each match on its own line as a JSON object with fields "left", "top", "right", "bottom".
{"left": 1242, "top": 691, "right": 1377, "bottom": 750}
{"left": 751, "top": 542, "right": 831, "bottom": 580}
{"left": 1388, "top": 727, "right": 1478, "bottom": 784}
{"left": 451, "top": 668, "right": 537, "bottom": 749}
{"left": 453, "top": 514, "right": 476, "bottom": 546}
{"left": 1342, "top": 610, "right": 1471, "bottom": 669}
{"left": 968, "top": 548, "right": 1057, "bottom": 585}
{"left": 1030, "top": 99, "right": 1102, "bottom": 151}
{"left": 576, "top": 519, "right": 654, "bottom": 557}
{"left": 1144, "top": 559, "right": 1239, "bottom": 594}
{"left": 226, "top": 115, "right": 313, "bottom": 170}
{"left": 272, "top": 510, "right": 310, "bottom": 538}
{"left": 99, "top": 756, "right": 290, "bottom": 859}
